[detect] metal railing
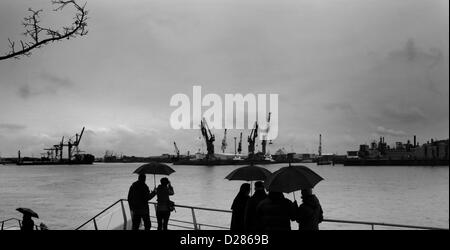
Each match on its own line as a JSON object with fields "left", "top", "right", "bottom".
{"left": 0, "top": 218, "right": 42, "bottom": 230}
{"left": 76, "top": 199, "right": 449, "bottom": 230}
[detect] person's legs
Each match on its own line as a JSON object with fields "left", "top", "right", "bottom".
{"left": 156, "top": 210, "right": 163, "bottom": 230}
{"left": 131, "top": 212, "right": 142, "bottom": 230}
{"left": 142, "top": 213, "right": 151, "bottom": 230}
{"left": 163, "top": 211, "right": 170, "bottom": 230}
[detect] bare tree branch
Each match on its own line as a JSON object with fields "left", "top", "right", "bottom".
{"left": 0, "top": 0, "right": 88, "bottom": 61}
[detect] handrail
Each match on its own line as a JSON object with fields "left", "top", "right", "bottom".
{"left": 1, "top": 218, "right": 21, "bottom": 230}
{"left": 1, "top": 218, "right": 43, "bottom": 230}
{"left": 75, "top": 199, "right": 123, "bottom": 230}
{"left": 322, "top": 218, "right": 447, "bottom": 230}
{"left": 76, "top": 199, "right": 449, "bottom": 230}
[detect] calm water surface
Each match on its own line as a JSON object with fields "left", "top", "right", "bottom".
{"left": 0, "top": 163, "right": 448, "bottom": 229}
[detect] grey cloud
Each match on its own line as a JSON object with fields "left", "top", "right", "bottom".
{"left": 323, "top": 102, "right": 356, "bottom": 115}
{"left": 388, "top": 39, "right": 443, "bottom": 64}
{"left": 381, "top": 105, "right": 427, "bottom": 124}
{"left": 17, "top": 72, "right": 74, "bottom": 99}
{"left": 0, "top": 123, "right": 26, "bottom": 131}
{"left": 375, "top": 126, "right": 406, "bottom": 137}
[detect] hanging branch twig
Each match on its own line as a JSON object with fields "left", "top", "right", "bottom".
{"left": 0, "top": 0, "right": 88, "bottom": 61}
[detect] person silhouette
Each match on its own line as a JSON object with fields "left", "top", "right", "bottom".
{"left": 230, "top": 183, "right": 251, "bottom": 231}
{"left": 156, "top": 177, "right": 174, "bottom": 230}
{"left": 21, "top": 214, "right": 34, "bottom": 231}
{"left": 296, "top": 188, "right": 323, "bottom": 230}
{"left": 128, "top": 174, "right": 156, "bottom": 230}
{"left": 255, "top": 191, "right": 296, "bottom": 230}
{"left": 244, "top": 181, "right": 267, "bottom": 230}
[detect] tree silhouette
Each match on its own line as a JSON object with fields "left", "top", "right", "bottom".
{"left": 0, "top": 0, "right": 88, "bottom": 61}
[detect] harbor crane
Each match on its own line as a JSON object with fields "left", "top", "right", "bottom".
{"left": 221, "top": 129, "right": 228, "bottom": 153}
{"left": 261, "top": 112, "right": 272, "bottom": 156}
{"left": 200, "top": 118, "right": 215, "bottom": 157}
{"left": 237, "top": 132, "right": 242, "bottom": 155}
{"left": 248, "top": 121, "right": 258, "bottom": 157}
{"left": 174, "top": 142, "right": 180, "bottom": 159}
{"left": 318, "top": 134, "right": 322, "bottom": 157}
{"left": 64, "top": 127, "right": 85, "bottom": 162}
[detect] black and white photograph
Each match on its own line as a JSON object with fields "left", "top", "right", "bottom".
{"left": 0, "top": 0, "right": 448, "bottom": 239}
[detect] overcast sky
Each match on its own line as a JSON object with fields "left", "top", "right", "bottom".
{"left": 0, "top": 0, "right": 448, "bottom": 157}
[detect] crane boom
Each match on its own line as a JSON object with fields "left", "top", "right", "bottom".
{"left": 221, "top": 129, "right": 227, "bottom": 153}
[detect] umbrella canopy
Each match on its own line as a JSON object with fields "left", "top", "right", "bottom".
{"left": 16, "top": 208, "right": 39, "bottom": 218}
{"left": 133, "top": 162, "right": 175, "bottom": 175}
{"left": 264, "top": 165, "right": 323, "bottom": 193}
{"left": 225, "top": 165, "right": 272, "bottom": 181}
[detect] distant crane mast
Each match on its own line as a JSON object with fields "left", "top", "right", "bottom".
{"left": 221, "top": 129, "right": 228, "bottom": 153}
{"left": 318, "top": 134, "right": 322, "bottom": 157}
{"left": 173, "top": 142, "right": 180, "bottom": 159}
{"left": 248, "top": 121, "right": 258, "bottom": 157}
{"left": 200, "top": 118, "right": 215, "bottom": 157}
{"left": 261, "top": 112, "right": 271, "bottom": 155}
{"left": 237, "top": 132, "right": 242, "bottom": 155}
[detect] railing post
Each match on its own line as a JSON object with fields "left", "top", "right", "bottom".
{"left": 191, "top": 208, "right": 199, "bottom": 230}
{"left": 120, "top": 200, "right": 127, "bottom": 230}
{"left": 371, "top": 224, "right": 374, "bottom": 230}
{"left": 1, "top": 221, "right": 4, "bottom": 230}
{"left": 93, "top": 218, "right": 98, "bottom": 230}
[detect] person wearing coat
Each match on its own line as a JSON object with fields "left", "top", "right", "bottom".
{"left": 255, "top": 191, "right": 296, "bottom": 230}
{"left": 244, "top": 181, "right": 267, "bottom": 230}
{"left": 296, "top": 188, "right": 323, "bottom": 230}
{"left": 230, "top": 183, "right": 251, "bottom": 231}
{"left": 156, "top": 177, "right": 174, "bottom": 230}
{"left": 128, "top": 174, "right": 156, "bottom": 230}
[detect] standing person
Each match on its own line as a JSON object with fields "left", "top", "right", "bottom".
{"left": 230, "top": 183, "right": 251, "bottom": 231}
{"left": 156, "top": 177, "right": 174, "bottom": 230}
{"left": 21, "top": 213, "right": 34, "bottom": 231}
{"left": 296, "top": 188, "right": 323, "bottom": 230}
{"left": 244, "top": 181, "right": 267, "bottom": 230}
{"left": 128, "top": 174, "right": 156, "bottom": 230}
{"left": 255, "top": 191, "right": 296, "bottom": 230}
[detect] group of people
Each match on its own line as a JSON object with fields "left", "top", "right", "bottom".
{"left": 231, "top": 182, "right": 323, "bottom": 230}
{"left": 127, "top": 174, "right": 174, "bottom": 230}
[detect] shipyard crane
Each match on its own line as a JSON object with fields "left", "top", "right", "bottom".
{"left": 65, "top": 127, "right": 85, "bottom": 162}
{"left": 221, "top": 129, "right": 228, "bottom": 153}
{"left": 318, "top": 134, "right": 322, "bottom": 157}
{"left": 174, "top": 142, "right": 180, "bottom": 159}
{"left": 237, "top": 132, "right": 242, "bottom": 155}
{"left": 248, "top": 121, "right": 258, "bottom": 157}
{"left": 200, "top": 118, "right": 215, "bottom": 157}
{"left": 261, "top": 112, "right": 272, "bottom": 155}
{"left": 52, "top": 136, "right": 65, "bottom": 161}
{"left": 59, "top": 127, "right": 85, "bottom": 162}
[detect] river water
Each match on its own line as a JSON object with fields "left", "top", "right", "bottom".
{"left": 0, "top": 163, "right": 448, "bottom": 230}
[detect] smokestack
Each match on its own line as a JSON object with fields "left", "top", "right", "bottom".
{"left": 414, "top": 135, "right": 416, "bottom": 147}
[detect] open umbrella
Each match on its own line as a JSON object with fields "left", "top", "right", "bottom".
{"left": 134, "top": 162, "right": 175, "bottom": 187}
{"left": 16, "top": 208, "right": 39, "bottom": 218}
{"left": 264, "top": 165, "right": 323, "bottom": 199}
{"left": 225, "top": 165, "right": 271, "bottom": 193}
{"left": 225, "top": 165, "right": 272, "bottom": 181}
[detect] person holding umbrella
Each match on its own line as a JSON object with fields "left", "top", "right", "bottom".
{"left": 230, "top": 183, "right": 251, "bottom": 231}
{"left": 16, "top": 208, "right": 38, "bottom": 231}
{"left": 127, "top": 174, "right": 156, "bottom": 230}
{"left": 244, "top": 181, "right": 267, "bottom": 231}
{"left": 255, "top": 191, "right": 296, "bottom": 230}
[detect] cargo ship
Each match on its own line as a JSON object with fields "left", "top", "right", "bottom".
{"left": 344, "top": 136, "right": 449, "bottom": 166}
{"left": 16, "top": 127, "right": 94, "bottom": 165}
